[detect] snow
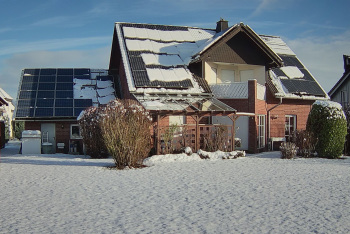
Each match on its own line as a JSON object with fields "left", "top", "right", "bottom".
{"left": 260, "top": 35, "right": 296, "bottom": 56}
{"left": 146, "top": 67, "right": 192, "bottom": 82}
{"left": 280, "top": 66, "right": 304, "bottom": 79}
{"left": 1, "top": 141, "right": 350, "bottom": 233}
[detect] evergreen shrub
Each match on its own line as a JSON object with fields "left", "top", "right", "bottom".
{"left": 306, "top": 100, "right": 347, "bottom": 158}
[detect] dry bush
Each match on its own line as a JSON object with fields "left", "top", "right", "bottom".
{"left": 203, "top": 125, "right": 229, "bottom": 152}
{"left": 280, "top": 142, "right": 298, "bottom": 159}
{"left": 161, "top": 124, "right": 179, "bottom": 154}
{"left": 291, "top": 130, "right": 317, "bottom": 158}
{"left": 78, "top": 106, "right": 108, "bottom": 158}
{"left": 100, "top": 99, "right": 152, "bottom": 169}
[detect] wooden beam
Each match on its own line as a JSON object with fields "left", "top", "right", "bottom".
{"left": 156, "top": 114, "right": 160, "bottom": 155}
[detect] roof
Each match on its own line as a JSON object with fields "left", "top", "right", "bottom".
{"left": 113, "top": 21, "right": 328, "bottom": 103}
{"left": 328, "top": 55, "right": 350, "bottom": 97}
{"left": 132, "top": 93, "right": 236, "bottom": 115}
{"left": 15, "top": 68, "right": 116, "bottom": 119}
{"left": 261, "top": 35, "right": 329, "bottom": 99}
{"left": 115, "top": 22, "right": 216, "bottom": 94}
{"left": 0, "top": 96, "right": 7, "bottom": 106}
{"left": 0, "top": 87, "right": 13, "bottom": 102}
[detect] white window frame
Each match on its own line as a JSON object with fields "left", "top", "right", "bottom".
{"left": 70, "top": 124, "right": 82, "bottom": 139}
{"left": 257, "top": 115, "right": 266, "bottom": 149}
{"left": 341, "top": 90, "right": 348, "bottom": 108}
{"left": 285, "top": 115, "right": 296, "bottom": 141}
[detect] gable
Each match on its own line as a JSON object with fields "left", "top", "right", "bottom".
{"left": 201, "top": 31, "right": 279, "bottom": 68}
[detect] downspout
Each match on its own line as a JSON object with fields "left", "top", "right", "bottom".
{"left": 267, "top": 97, "right": 283, "bottom": 150}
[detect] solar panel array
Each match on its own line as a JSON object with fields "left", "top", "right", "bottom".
{"left": 16, "top": 68, "right": 112, "bottom": 118}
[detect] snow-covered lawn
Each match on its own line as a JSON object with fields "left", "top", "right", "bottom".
{"left": 1, "top": 141, "right": 350, "bottom": 233}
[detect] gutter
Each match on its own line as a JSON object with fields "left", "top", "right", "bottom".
{"left": 267, "top": 97, "right": 283, "bottom": 149}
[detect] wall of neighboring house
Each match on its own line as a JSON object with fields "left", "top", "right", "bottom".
{"left": 24, "top": 120, "right": 83, "bottom": 154}
{"left": 331, "top": 79, "right": 350, "bottom": 107}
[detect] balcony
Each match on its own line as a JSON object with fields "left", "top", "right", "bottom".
{"left": 209, "top": 81, "right": 266, "bottom": 100}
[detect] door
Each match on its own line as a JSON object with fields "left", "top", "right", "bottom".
{"left": 41, "top": 123, "right": 56, "bottom": 153}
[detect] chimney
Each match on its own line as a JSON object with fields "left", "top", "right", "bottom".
{"left": 344, "top": 55, "right": 350, "bottom": 73}
{"left": 216, "top": 18, "right": 228, "bottom": 33}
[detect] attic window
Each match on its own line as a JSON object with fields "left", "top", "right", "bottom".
{"left": 280, "top": 66, "right": 304, "bottom": 79}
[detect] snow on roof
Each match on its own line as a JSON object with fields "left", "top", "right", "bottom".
{"left": 260, "top": 35, "right": 296, "bottom": 56}
{"left": 280, "top": 66, "right": 304, "bottom": 79}
{"left": 0, "top": 87, "right": 13, "bottom": 101}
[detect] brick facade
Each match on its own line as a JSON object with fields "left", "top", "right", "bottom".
{"left": 24, "top": 120, "right": 83, "bottom": 154}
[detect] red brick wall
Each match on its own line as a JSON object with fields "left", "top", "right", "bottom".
{"left": 24, "top": 120, "right": 83, "bottom": 154}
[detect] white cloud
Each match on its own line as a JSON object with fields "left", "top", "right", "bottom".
{"left": 0, "top": 36, "right": 110, "bottom": 57}
{"left": 286, "top": 31, "right": 350, "bottom": 92}
{"left": 0, "top": 47, "right": 110, "bottom": 100}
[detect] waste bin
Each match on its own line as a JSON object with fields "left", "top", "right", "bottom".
{"left": 42, "top": 142, "right": 53, "bottom": 154}
{"left": 22, "top": 130, "right": 41, "bottom": 154}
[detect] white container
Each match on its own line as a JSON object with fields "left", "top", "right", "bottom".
{"left": 22, "top": 130, "right": 41, "bottom": 154}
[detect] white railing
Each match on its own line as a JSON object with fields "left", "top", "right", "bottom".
{"left": 210, "top": 82, "right": 248, "bottom": 99}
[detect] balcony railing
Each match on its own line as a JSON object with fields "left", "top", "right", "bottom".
{"left": 209, "top": 81, "right": 266, "bottom": 100}
{"left": 210, "top": 82, "right": 248, "bottom": 99}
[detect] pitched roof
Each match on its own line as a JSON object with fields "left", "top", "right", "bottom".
{"left": 15, "top": 68, "right": 115, "bottom": 119}
{"left": 114, "top": 21, "right": 328, "bottom": 101}
{"left": 328, "top": 55, "right": 350, "bottom": 97}
{"left": 0, "top": 87, "right": 13, "bottom": 103}
{"left": 261, "top": 35, "right": 329, "bottom": 99}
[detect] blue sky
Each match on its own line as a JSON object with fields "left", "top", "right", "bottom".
{"left": 0, "top": 0, "right": 349, "bottom": 99}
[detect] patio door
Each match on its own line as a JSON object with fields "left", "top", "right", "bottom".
{"left": 41, "top": 123, "right": 56, "bottom": 153}
{"left": 285, "top": 115, "right": 296, "bottom": 142}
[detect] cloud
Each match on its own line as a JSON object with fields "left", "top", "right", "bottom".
{"left": 0, "top": 36, "right": 110, "bottom": 57}
{"left": 0, "top": 47, "right": 110, "bottom": 100}
{"left": 250, "top": 0, "right": 279, "bottom": 17}
{"left": 285, "top": 30, "right": 350, "bottom": 92}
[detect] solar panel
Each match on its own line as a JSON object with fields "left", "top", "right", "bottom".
{"left": 57, "top": 69, "right": 73, "bottom": 75}
{"left": 74, "top": 108, "right": 86, "bottom": 117}
{"left": 21, "top": 82, "right": 38, "bottom": 90}
{"left": 55, "top": 108, "right": 73, "bottom": 117}
{"left": 22, "top": 76, "right": 39, "bottom": 83}
{"left": 74, "top": 69, "right": 90, "bottom": 76}
{"left": 74, "top": 99, "right": 92, "bottom": 107}
{"left": 57, "top": 76, "right": 73, "bottom": 82}
{"left": 36, "top": 99, "right": 54, "bottom": 107}
{"left": 56, "top": 83, "right": 73, "bottom": 90}
{"left": 38, "top": 83, "right": 55, "bottom": 90}
{"left": 279, "top": 55, "right": 304, "bottom": 68}
{"left": 37, "top": 91, "right": 54, "bottom": 99}
{"left": 17, "top": 99, "right": 36, "bottom": 108}
{"left": 16, "top": 108, "right": 34, "bottom": 117}
{"left": 16, "top": 68, "right": 114, "bottom": 119}
{"left": 35, "top": 108, "right": 54, "bottom": 117}
{"left": 55, "top": 99, "right": 73, "bottom": 107}
{"left": 56, "top": 91, "right": 73, "bottom": 98}
{"left": 39, "top": 75, "right": 56, "bottom": 82}
{"left": 19, "top": 91, "right": 37, "bottom": 99}
{"left": 23, "top": 69, "right": 40, "bottom": 75}
{"left": 40, "top": 69, "right": 57, "bottom": 76}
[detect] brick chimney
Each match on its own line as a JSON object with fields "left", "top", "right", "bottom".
{"left": 216, "top": 18, "right": 228, "bottom": 33}
{"left": 344, "top": 55, "right": 350, "bottom": 73}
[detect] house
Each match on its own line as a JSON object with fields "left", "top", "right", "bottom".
{"left": 328, "top": 55, "right": 350, "bottom": 107}
{"left": 14, "top": 68, "right": 116, "bottom": 154}
{"left": 109, "top": 19, "right": 329, "bottom": 153}
{"left": 0, "top": 87, "right": 15, "bottom": 140}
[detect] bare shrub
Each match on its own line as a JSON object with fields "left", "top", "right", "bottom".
{"left": 280, "top": 142, "right": 298, "bottom": 159}
{"left": 291, "top": 130, "right": 317, "bottom": 158}
{"left": 203, "top": 125, "right": 229, "bottom": 152}
{"left": 100, "top": 99, "right": 152, "bottom": 169}
{"left": 161, "top": 124, "right": 179, "bottom": 154}
{"left": 78, "top": 106, "right": 108, "bottom": 158}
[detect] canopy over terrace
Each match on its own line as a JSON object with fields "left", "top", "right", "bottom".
{"left": 133, "top": 92, "right": 248, "bottom": 154}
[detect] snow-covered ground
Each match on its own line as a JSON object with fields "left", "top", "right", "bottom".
{"left": 1, "top": 141, "right": 350, "bottom": 233}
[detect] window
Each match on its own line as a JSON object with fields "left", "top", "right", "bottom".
{"left": 285, "top": 115, "right": 296, "bottom": 141}
{"left": 220, "top": 69, "right": 235, "bottom": 83}
{"left": 341, "top": 90, "right": 348, "bottom": 108}
{"left": 257, "top": 115, "right": 265, "bottom": 148}
{"left": 70, "top": 124, "right": 82, "bottom": 139}
{"left": 240, "top": 70, "right": 254, "bottom": 82}
{"left": 211, "top": 67, "right": 217, "bottom": 84}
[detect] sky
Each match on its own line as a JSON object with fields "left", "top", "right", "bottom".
{"left": 0, "top": 0, "right": 349, "bottom": 100}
